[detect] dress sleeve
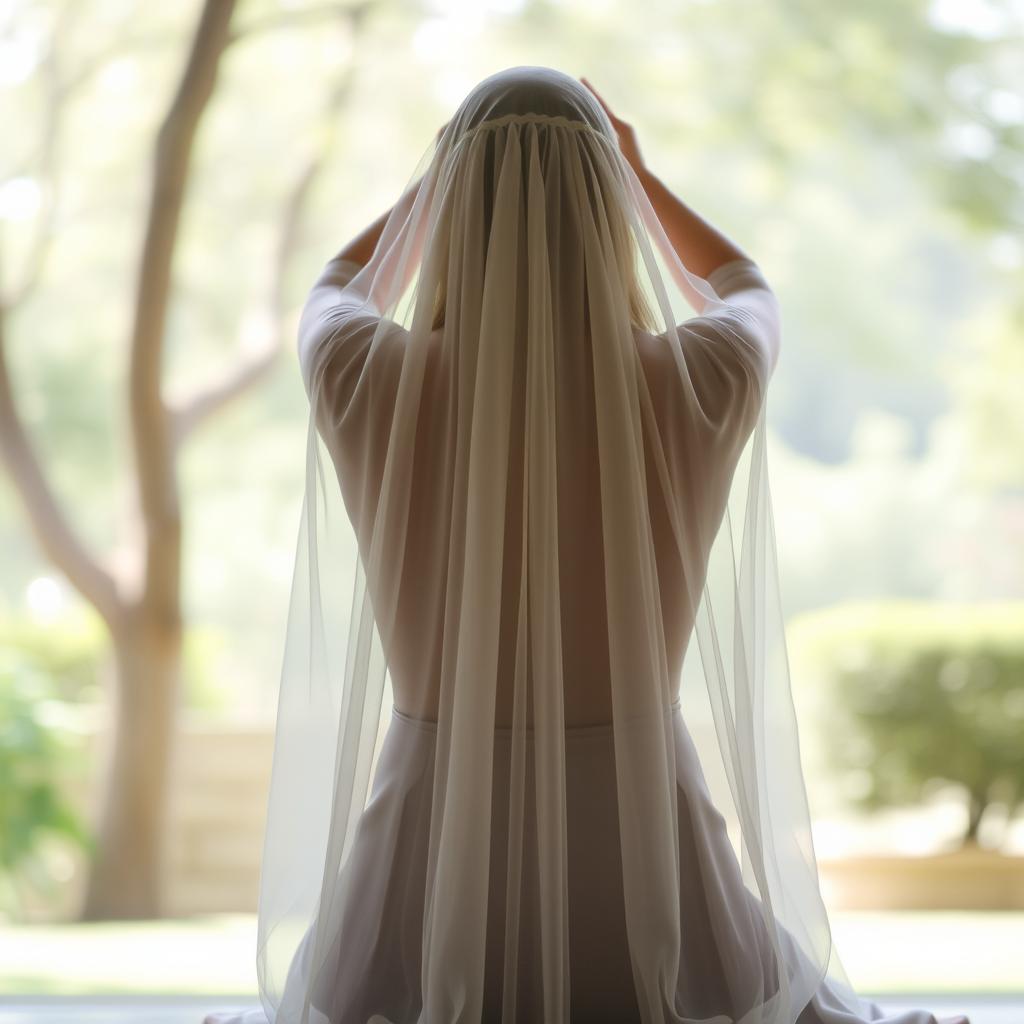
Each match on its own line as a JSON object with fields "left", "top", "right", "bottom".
{"left": 685, "top": 256, "right": 780, "bottom": 435}
{"left": 297, "top": 255, "right": 407, "bottom": 539}
{"left": 637, "top": 257, "right": 781, "bottom": 533}
{"left": 298, "top": 256, "right": 390, "bottom": 404}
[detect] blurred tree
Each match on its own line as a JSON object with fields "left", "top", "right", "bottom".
{"left": 1, "top": 0, "right": 1021, "bottom": 919}
{"left": 794, "top": 600, "right": 1024, "bottom": 849}
{"left": 0, "top": 0, "right": 370, "bottom": 919}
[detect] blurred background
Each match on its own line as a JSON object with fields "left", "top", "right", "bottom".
{"left": 1, "top": 0, "right": 1022, "bottom": 1019}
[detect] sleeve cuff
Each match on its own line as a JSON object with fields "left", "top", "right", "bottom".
{"left": 319, "top": 256, "right": 366, "bottom": 289}
{"left": 705, "top": 257, "right": 768, "bottom": 298}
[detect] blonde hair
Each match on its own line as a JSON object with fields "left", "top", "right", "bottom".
{"left": 430, "top": 131, "right": 660, "bottom": 335}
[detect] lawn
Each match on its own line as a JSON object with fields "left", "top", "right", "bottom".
{"left": 1, "top": 911, "right": 1021, "bottom": 997}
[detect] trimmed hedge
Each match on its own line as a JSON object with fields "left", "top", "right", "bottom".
{"left": 788, "top": 601, "right": 1024, "bottom": 849}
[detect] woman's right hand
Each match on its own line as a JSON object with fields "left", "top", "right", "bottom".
{"left": 580, "top": 77, "right": 647, "bottom": 178}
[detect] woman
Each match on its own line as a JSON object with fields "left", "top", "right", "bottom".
{"left": 206, "top": 66, "right": 968, "bottom": 1024}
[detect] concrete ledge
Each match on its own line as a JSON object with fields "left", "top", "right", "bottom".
{"left": 818, "top": 848, "right": 1024, "bottom": 910}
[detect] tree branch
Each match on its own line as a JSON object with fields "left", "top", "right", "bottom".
{"left": 167, "top": 151, "right": 320, "bottom": 445}
{"left": 0, "top": 309, "right": 123, "bottom": 629}
{"left": 169, "top": 9, "right": 369, "bottom": 446}
{"left": 0, "top": 5, "right": 123, "bottom": 630}
{"left": 226, "top": 2, "right": 355, "bottom": 45}
{"left": 168, "top": 326, "right": 282, "bottom": 444}
{"left": 128, "top": 0, "right": 237, "bottom": 613}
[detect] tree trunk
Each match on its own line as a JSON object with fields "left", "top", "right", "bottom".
{"left": 80, "top": 604, "right": 183, "bottom": 920}
{"left": 77, "top": 0, "right": 234, "bottom": 921}
{"left": 963, "top": 790, "right": 988, "bottom": 846}
{"left": 1, "top": 0, "right": 353, "bottom": 921}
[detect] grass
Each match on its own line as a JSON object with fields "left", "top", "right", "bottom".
{"left": 829, "top": 911, "right": 1024, "bottom": 994}
{"left": 0, "top": 914, "right": 257, "bottom": 996}
{"left": 1, "top": 911, "right": 1022, "bottom": 997}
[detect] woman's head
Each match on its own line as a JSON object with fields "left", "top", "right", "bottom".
{"left": 430, "top": 66, "right": 658, "bottom": 334}
{"left": 446, "top": 65, "right": 614, "bottom": 141}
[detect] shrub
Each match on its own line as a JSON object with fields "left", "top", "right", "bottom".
{"left": 0, "top": 612, "right": 107, "bottom": 704}
{"left": 0, "top": 652, "right": 95, "bottom": 920}
{"left": 789, "top": 600, "right": 1024, "bottom": 849}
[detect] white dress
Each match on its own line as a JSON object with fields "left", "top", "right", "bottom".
{"left": 204, "top": 257, "right": 955, "bottom": 1024}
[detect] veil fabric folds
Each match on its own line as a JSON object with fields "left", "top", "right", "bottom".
{"left": 249, "top": 65, "right": 921, "bottom": 1024}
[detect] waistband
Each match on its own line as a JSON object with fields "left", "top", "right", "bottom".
{"left": 391, "top": 697, "right": 683, "bottom": 744}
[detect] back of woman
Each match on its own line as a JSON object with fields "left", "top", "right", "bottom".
{"left": 206, "top": 64, "right": 969, "bottom": 1024}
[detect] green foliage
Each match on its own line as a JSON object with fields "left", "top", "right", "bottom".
{"left": 0, "top": 613, "right": 108, "bottom": 705}
{"left": 791, "top": 601, "right": 1024, "bottom": 848}
{"left": 0, "top": 653, "right": 95, "bottom": 920}
{"left": 0, "top": 610, "right": 232, "bottom": 711}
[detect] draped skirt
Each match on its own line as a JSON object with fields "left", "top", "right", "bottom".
{"left": 271, "top": 701, "right": 901, "bottom": 1024}
{"left": 207, "top": 700, "right": 934, "bottom": 1024}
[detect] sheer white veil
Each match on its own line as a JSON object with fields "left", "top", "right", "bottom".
{"left": 255, "top": 64, "right": 875, "bottom": 1024}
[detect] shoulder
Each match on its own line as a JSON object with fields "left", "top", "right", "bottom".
{"left": 297, "top": 256, "right": 408, "bottom": 408}
{"left": 686, "top": 258, "right": 780, "bottom": 422}
{"left": 635, "top": 258, "right": 780, "bottom": 446}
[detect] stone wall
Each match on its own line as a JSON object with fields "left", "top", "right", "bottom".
{"left": 35, "top": 711, "right": 1022, "bottom": 922}
{"left": 45, "top": 713, "right": 274, "bottom": 921}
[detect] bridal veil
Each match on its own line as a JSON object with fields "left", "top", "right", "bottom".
{"left": 255, "top": 64, "right": 881, "bottom": 1024}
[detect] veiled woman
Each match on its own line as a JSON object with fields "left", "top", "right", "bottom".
{"left": 205, "top": 66, "right": 969, "bottom": 1024}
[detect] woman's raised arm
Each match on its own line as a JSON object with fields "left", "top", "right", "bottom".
{"left": 580, "top": 77, "right": 751, "bottom": 280}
